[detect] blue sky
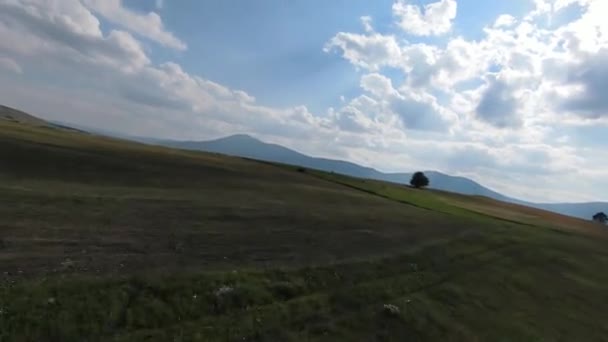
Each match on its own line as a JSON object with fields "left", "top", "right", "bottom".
{"left": 144, "top": 0, "right": 397, "bottom": 112}
{"left": 131, "top": 0, "right": 532, "bottom": 112}
{"left": 0, "top": 0, "right": 607, "bottom": 203}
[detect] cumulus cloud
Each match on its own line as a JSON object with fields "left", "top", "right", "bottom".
{"left": 390, "top": 92, "right": 454, "bottom": 131}
{"left": 326, "top": 73, "right": 454, "bottom": 135}
{"left": 0, "top": 0, "right": 150, "bottom": 72}
{"left": 475, "top": 76, "right": 521, "bottom": 128}
{"left": 556, "top": 50, "right": 608, "bottom": 118}
{"left": 360, "top": 16, "right": 374, "bottom": 33}
{"left": 330, "top": 101, "right": 376, "bottom": 133}
{"left": 323, "top": 0, "right": 608, "bottom": 200}
{"left": 327, "top": 29, "right": 488, "bottom": 90}
{"left": 358, "top": 73, "right": 455, "bottom": 131}
{"left": 493, "top": 14, "right": 517, "bottom": 28}
{"left": 330, "top": 92, "right": 396, "bottom": 134}
{"left": 324, "top": 31, "right": 401, "bottom": 71}
{"left": 392, "top": 0, "right": 457, "bottom": 36}
{"left": 360, "top": 73, "right": 395, "bottom": 98}
{"left": 0, "top": 0, "right": 607, "bottom": 202}
{"left": 399, "top": 44, "right": 441, "bottom": 88}
{"left": 328, "top": 0, "right": 608, "bottom": 127}
{"left": 83, "top": 0, "right": 186, "bottom": 50}
{"left": 0, "top": 0, "right": 334, "bottom": 144}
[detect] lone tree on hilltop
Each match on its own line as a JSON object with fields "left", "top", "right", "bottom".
{"left": 410, "top": 171, "right": 429, "bottom": 189}
{"left": 592, "top": 212, "right": 607, "bottom": 225}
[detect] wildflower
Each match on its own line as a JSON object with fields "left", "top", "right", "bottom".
{"left": 214, "top": 285, "right": 234, "bottom": 297}
{"left": 383, "top": 303, "right": 400, "bottom": 316}
{"left": 61, "top": 259, "right": 74, "bottom": 269}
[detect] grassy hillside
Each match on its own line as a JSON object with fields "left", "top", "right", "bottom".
{"left": 0, "top": 105, "right": 49, "bottom": 126}
{"left": 156, "top": 134, "right": 608, "bottom": 220}
{"left": 1, "top": 119, "right": 608, "bottom": 341}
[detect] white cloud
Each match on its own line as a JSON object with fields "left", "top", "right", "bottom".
{"left": 395, "top": 90, "right": 457, "bottom": 131}
{"left": 327, "top": 0, "right": 608, "bottom": 127}
{"left": 361, "top": 16, "right": 374, "bottom": 33}
{"left": 0, "top": 0, "right": 607, "bottom": 202}
{"left": 0, "top": 0, "right": 332, "bottom": 144}
{"left": 324, "top": 31, "right": 402, "bottom": 71}
{"left": 329, "top": 99, "right": 377, "bottom": 133}
{"left": 327, "top": 29, "right": 489, "bottom": 91}
{"left": 555, "top": 49, "right": 608, "bottom": 118}
{"left": 392, "top": 0, "right": 457, "bottom": 36}
{"left": 0, "top": 0, "right": 150, "bottom": 71}
{"left": 326, "top": 73, "right": 455, "bottom": 136}
{"left": 83, "top": 0, "right": 186, "bottom": 50}
{"left": 322, "top": 0, "right": 608, "bottom": 201}
{"left": 360, "top": 73, "right": 396, "bottom": 98}
{"left": 494, "top": 14, "right": 517, "bottom": 28}
{"left": 357, "top": 73, "right": 456, "bottom": 132}
{"left": 475, "top": 75, "right": 522, "bottom": 128}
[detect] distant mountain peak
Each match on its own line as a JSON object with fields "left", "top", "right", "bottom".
{"left": 223, "top": 133, "right": 258, "bottom": 141}
{"left": 208, "top": 134, "right": 269, "bottom": 145}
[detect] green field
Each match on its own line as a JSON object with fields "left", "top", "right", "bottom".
{"left": 1, "top": 120, "right": 608, "bottom": 341}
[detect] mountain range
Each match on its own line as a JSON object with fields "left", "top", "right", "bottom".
{"left": 154, "top": 134, "right": 607, "bottom": 221}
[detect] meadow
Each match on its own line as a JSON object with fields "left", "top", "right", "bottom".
{"left": 1, "top": 120, "right": 607, "bottom": 341}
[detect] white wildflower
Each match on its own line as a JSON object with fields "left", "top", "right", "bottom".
{"left": 383, "top": 303, "right": 401, "bottom": 316}
{"left": 214, "top": 285, "right": 234, "bottom": 297}
{"left": 61, "top": 259, "right": 74, "bottom": 268}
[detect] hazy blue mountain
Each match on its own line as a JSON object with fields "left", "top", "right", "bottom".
{"left": 532, "top": 202, "right": 608, "bottom": 221}
{"left": 160, "top": 134, "right": 509, "bottom": 198}
{"left": 157, "top": 134, "right": 606, "bottom": 220}
{"left": 423, "top": 171, "right": 514, "bottom": 202}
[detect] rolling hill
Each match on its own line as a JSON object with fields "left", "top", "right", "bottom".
{"left": 0, "top": 104, "right": 49, "bottom": 126}
{"left": 158, "top": 134, "right": 606, "bottom": 220}
{"left": 1, "top": 105, "right": 87, "bottom": 133}
{"left": 4, "top": 103, "right": 606, "bottom": 220}
{"left": 157, "top": 134, "right": 518, "bottom": 199}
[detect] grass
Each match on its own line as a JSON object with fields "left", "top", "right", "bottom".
{"left": 1, "top": 119, "right": 608, "bottom": 341}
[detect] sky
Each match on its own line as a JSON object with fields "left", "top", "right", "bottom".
{"left": 0, "top": 0, "right": 607, "bottom": 203}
